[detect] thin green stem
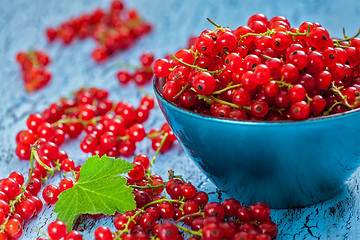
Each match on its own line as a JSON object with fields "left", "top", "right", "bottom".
{"left": 128, "top": 183, "right": 166, "bottom": 190}
{"left": 306, "top": 23, "right": 312, "bottom": 37}
{"left": 143, "top": 198, "right": 182, "bottom": 209}
{"left": 174, "top": 83, "right": 189, "bottom": 99}
{"left": 330, "top": 82, "right": 354, "bottom": 109}
{"left": 198, "top": 94, "right": 251, "bottom": 110}
{"left": 323, "top": 101, "right": 342, "bottom": 116}
{"left": 211, "top": 83, "right": 242, "bottom": 95}
{"left": 198, "top": 95, "right": 237, "bottom": 108}
{"left": 115, "top": 210, "right": 144, "bottom": 238}
{"left": 170, "top": 54, "right": 225, "bottom": 74}
{"left": 172, "top": 174, "right": 186, "bottom": 183}
{"left": 176, "top": 224, "right": 202, "bottom": 237}
{"left": 51, "top": 116, "right": 102, "bottom": 127}
{"left": 268, "top": 105, "right": 285, "bottom": 115}
{"left": 285, "top": 30, "right": 307, "bottom": 37}
{"left": 333, "top": 28, "right": 360, "bottom": 43}
{"left": 305, "top": 93, "right": 313, "bottom": 105}
{"left": 206, "top": 18, "right": 220, "bottom": 28}
{"left": 274, "top": 79, "right": 292, "bottom": 88}
{"left": 24, "top": 146, "right": 35, "bottom": 188}
{"left": 0, "top": 186, "right": 28, "bottom": 233}
{"left": 175, "top": 211, "right": 204, "bottom": 223}
{"left": 147, "top": 130, "right": 165, "bottom": 139}
{"left": 343, "top": 27, "right": 348, "bottom": 39}
{"left": 30, "top": 142, "right": 54, "bottom": 174}
{"left": 117, "top": 135, "right": 130, "bottom": 141}
{"left": 145, "top": 133, "right": 169, "bottom": 180}
{"left": 28, "top": 49, "right": 40, "bottom": 68}
{"left": 239, "top": 29, "right": 276, "bottom": 42}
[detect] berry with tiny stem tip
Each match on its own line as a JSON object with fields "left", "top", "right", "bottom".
{"left": 195, "top": 34, "right": 215, "bottom": 54}
{"left": 290, "top": 101, "right": 310, "bottom": 120}
{"left": 193, "top": 72, "right": 216, "bottom": 95}
{"left": 204, "top": 202, "right": 225, "bottom": 219}
{"left": 94, "top": 226, "right": 114, "bottom": 240}
{"left": 42, "top": 184, "right": 61, "bottom": 204}
{"left": 153, "top": 59, "right": 172, "bottom": 78}
{"left": 48, "top": 220, "right": 67, "bottom": 240}
{"left": 271, "top": 31, "right": 292, "bottom": 51}
{"left": 5, "top": 218, "right": 23, "bottom": 239}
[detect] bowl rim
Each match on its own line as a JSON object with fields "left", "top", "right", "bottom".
{"left": 153, "top": 76, "right": 360, "bottom": 126}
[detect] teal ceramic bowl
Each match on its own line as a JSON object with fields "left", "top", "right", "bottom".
{"left": 154, "top": 76, "right": 360, "bottom": 208}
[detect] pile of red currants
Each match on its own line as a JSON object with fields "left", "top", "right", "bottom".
{"left": 153, "top": 14, "right": 360, "bottom": 121}
{"left": 45, "top": 0, "right": 152, "bottom": 63}
{"left": 100, "top": 168, "right": 278, "bottom": 240}
{"left": 16, "top": 50, "right": 52, "bottom": 92}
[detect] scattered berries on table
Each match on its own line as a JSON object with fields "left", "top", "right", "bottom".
{"left": 16, "top": 49, "right": 52, "bottom": 92}
{"left": 45, "top": 0, "right": 152, "bottom": 63}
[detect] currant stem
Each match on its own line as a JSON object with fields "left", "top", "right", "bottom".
{"left": 174, "top": 83, "right": 189, "bottom": 99}
{"left": 175, "top": 211, "right": 204, "bottom": 223}
{"left": 30, "top": 142, "right": 54, "bottom": 174}
{"left": 142, "top": 198, "right": 183, "bottom": 209}
{"left": 146, "top": 130, "right": 165, "bottom": 139}
{"left": 145, "top": 133, "right": 169, "bottom": 180}
{"left": 117, "top": 135, "right": 130, "bottom": 141}
{"left": 285, "top": 30, "right": 307, "bottom": 37}
{"left": 24, "top": 146, "right": 36, "bottom": 188}
{"left": 211, "top": 83, "right": 242, "bottom": 95}
{"left": 198, "top": 95, "right": 252, "bottom": 110}
{"left": 176, "top": 224, "right": 202, "bottom": 237}
{"left": 128, "top": 182, "right": 166, "bottom": 190}
{"left": 330, "top": 82, "right": 354, "bottom": 109}
{"left": 115, "top": 209, "right": 144, "bottom": 238}
{"left": 333, "top": 28, "right": 360, "bottom": 43}
{"left": 0, "top": 187, "right": 27, "bottom": 233}
{"left": 170, "top": 54, "right": 225, "bottom": 74}
{"left": 172, "top": 174, "right": 186, "bottom": 183}
{"left": 323, "top": 101, "right": 342, "bottom": 116}
{"left": 206, "top": 18, "right": 221, "bottom": 28}
{"left": 238, "top": 29, "right": 276, "bottom": 42}
{"left": 343, "top": 27, "right": 348, "bottom": 39}
{"left": 305, "top": 93, "right": 313, "bottom": 105}
{"left": 268, "top": 105, "right": 285, "bottom": 115}
{"left": 28, "top": 49, "right": 40, "bottom": 69}
{"left": 274, "top": 79, "right": 292, "bottom": 88}
{"left": 51, "top": 116, "right": 102, "bottom": 127}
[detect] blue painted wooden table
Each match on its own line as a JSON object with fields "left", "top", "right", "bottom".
{"left": 1, "top": 0, "right": 360, "bottom": 239}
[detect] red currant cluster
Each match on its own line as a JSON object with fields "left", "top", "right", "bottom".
{"left": 1, "top": 137, "right": 82, "bottom": 239}
{"left": 46, "top": 0, "right": 152, "bottom": 63}
{"left": 15, "top": 87, "right": 174, "bottom": 161}
{"left": 0, "top": 171, "right": 43, "bottom": 239}
{"left": 15, "top": 50, "right": 52, "bottom": 92}
{"left": 153, "top": 14, "right": 360, "bottom": 121}
{"left": 117, "top": 52, "right": 155, "bottom": 86}
{"left": 91, "top": 168, "right": 278, "bottom": 240}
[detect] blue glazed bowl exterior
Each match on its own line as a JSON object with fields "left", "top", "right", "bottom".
{"left": 154, "top": 77, "right": 360, "bottom": 208}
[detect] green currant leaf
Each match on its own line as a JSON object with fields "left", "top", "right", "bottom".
{"left": 54, "top": 154, "right": 135, "bottom": 230}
